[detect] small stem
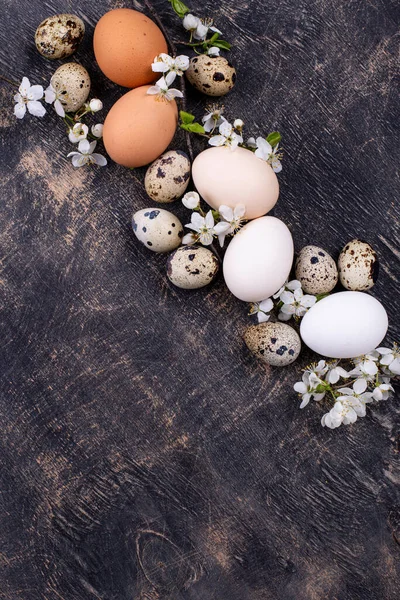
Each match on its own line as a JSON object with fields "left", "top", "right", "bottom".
{"left": 174, "top": 40, "right": 205, "bottom": 47}
{"left": 0, "top": 74, "right": 19, "bottom": 87}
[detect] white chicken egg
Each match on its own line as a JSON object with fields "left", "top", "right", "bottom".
{"left": 223, "top": 216, "right": 294, "bottom": 302}
{"left": 300, "top": 291, "right": 388, "bottom": 358}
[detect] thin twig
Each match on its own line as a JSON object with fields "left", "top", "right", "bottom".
{"left": 0, "top": 74, "right": 18, "bottom": 87}
{"left": 143, "top": 0, "right": 194, "bottom": 163}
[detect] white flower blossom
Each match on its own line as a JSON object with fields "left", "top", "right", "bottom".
{"left": 67, "top": 139, "right": 107, "bottom": 168}
{"left": 209, "top": 121, "right": 243, "bottom": 150}
{"left": 217, "top": 204, "right": 246, "bottom": 246}
{"left": 376, "top": 346, "right": 400, "bottom": 376}
{"left": 325, "top": 361, "right": 349, "bottom": 384}
{"left": 249, "top": 298, "right": 273, "bottom": 323}
{"left": 273, "top": 280, "right": 300, "bottom": 300}
{"left": 91, "top": 123, "right": 104, "bottom": 138}
{"left": 348, "top": 359, "right": 378, "bottom": 390}
{"left": 321, "top": 398, "right": 365, "bottom": 429}
{"left": 278, "top": 287, "right": 317, "bottom": 321}
{"left": 147, "top": 74, "right": 183, "bottom": 101}
{"left": 14, "top": 77, "right": 46, "bottom": 119}
{"left": 44, "top": 82, "right": 65, "bottom": 117}
{"left": 253, "top": 136, "right": 282, "bottom": 173}
{"left": 193, "top": 21, "right": 209, "bottom": 40}
{"left": 372, "top": 382, "right": 394, "bottom": 401}
{"left": 202, "top": 107, "right": 225, "bottom": 133}
{"left": 294, "top": 372, "right": 326, "bottom": 409}
{"left": 233, "top": 119, "right": 244, "bottom": 130}
{"left": 207, "top": 46, "right": 220, "bottom": 56}
{"left": 89, "top": 99, "right": 103, "bottom": 112}
{"left": 185, "top": 211, "right": 228, "bottom": 246}
{"left": 152, "top": 53, "right": 189, "bottom": 79}
{"left": 68, "top": 122, "right": 88, "bottom": 143}
{"left": 182, "top": 13, "right": 200, "bottom": 32}
{"left": 182, "top": 191, "right": 200, "bottom": 209}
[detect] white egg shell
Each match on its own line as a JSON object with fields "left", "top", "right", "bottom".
{"left": 192, "top": 147, "right": 279, "bottom": 220}
{"left": 223, "top": 216, "right": 294, "bottom": 302}
{"left": 132, "top": 208, "right": 183, "bottom": 253}
{"left": 300, "top": 291, "right": 388, "bottom": 358}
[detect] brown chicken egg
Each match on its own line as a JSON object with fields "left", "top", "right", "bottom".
{"left": 93, "top": 8, "right": 167, "bottom": 88}
{"left": 103, "top": 85, "right": 178, "bottom": 168}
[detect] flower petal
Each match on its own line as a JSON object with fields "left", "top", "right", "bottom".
{"left": 54, "top": 99, "right": 65, "bottom": 117}
{"left": 27, "top": 100, "right": 46, "bottom": 117}
{"left": 353, "top": 378, "right": 367, "bottom": 394}
{"left": 29, "top": 85, "right": 44, "bottom": 101}
{"left": 91, "top": 153, "right": 108, "bottom": 166}
{"left": 14, "top": 102, "right": 26, "bottom": 119}
{"left": 208, "top": 135, "right": 226, "bottom": 147}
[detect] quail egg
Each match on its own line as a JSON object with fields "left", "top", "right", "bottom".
{"left": 244, "top": 322, "right": 301, "bottom": 367}
{"left": 167, "top": 246, "right": 219, "bottom": 289}
{"left": 295, "top": 245, "right": 338, "bottom": 294}
{"left": 338, "top": 239, "right": 379, "bottom": 291}
{"left": 145, "top": 150, "right": 191, "bottom": 203}
{"left": 35, "top": 14, "right": 85, "bottom": 60}
{"left": 50, "top": 63, "right": 90, "bottom": 112}
{"left": 132, "top": 208, "right": 183, "bottom": 253}
{"left": 186, "top": 55, "right": 236, "bottom": 96}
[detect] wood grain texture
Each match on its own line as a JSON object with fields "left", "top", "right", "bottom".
{"left": 0, "top": 0, "right": 399, "bottom": 598}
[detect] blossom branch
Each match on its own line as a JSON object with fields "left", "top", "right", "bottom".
{"left": 143, "top": 0, "right": 194, "bottom": 162}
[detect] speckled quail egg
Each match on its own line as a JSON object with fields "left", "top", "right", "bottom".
{"left": 295, "top": 245, "right": 338, "bottom": 294}
{"left": 338, "top": 239, "right": 379, "bottom": 291}
{"left": 35, "top": 14, "right": 85, "bottom": 60}
{"left": 167, "top": 246, "right": 219, "bottom": 289}
{"left": 50, "top": 63, "right": 90, "bottom": 113}
{"left": 186, "top": 55, "right": 236, "bottom": 96}
{"left": 132, "top": 208, "right": 183, "bottom": 253}
{"left": 244, "top": 322, "right": 301, "bottom": 367}
{"left": 145, "top": 151, "right": 191, "bottom": 203}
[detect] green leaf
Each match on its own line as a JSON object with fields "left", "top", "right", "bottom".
{"left": 169, "top": 0, "right": 190, "bottom": 18}
{"left": 209, "top": 33, "right": 220, "bottom": 44}
{"left": 212, "top": 39, "right": 231, "bottom": 50}
{"left": 266, "top": 131, "right": 281, "bottom": 147}
{"left": 179, "top": 110, "right": 195, "bottom": 125}
{"left": 180, "top": 122, "right": 206, "bottom": 134}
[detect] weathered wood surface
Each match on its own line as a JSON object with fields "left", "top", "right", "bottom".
{"left": 1, "top": 0, "right": 399, "bottom": 598}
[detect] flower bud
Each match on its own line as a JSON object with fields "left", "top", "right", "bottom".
{"left": 234, "top": 119, "right": 244, "bottom": 130}
{"left": 182, "top": 191, "right": 200, "bottom": 210}
{"left": 89, "top": 99, "right": 103, "bottom": 112}
{"left": 183, "top": 13, "right": 199, "bottom": 31}
{"left": 91, "top": 123, "right": 104, "bottom": 138}
{"left": 207, "top": 46, "right": 220, "bottom": 57}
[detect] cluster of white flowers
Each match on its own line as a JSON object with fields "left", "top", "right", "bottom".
{"left": 294, "top": 348, "right": 398, "bottom": 429}
{"left": 199, "top": 106, "right": 282, "bottom": 171}
{"left": 249, "top": 280, "right": 317, "bottom": 324}
{"left": 14, "top": 77, "right": 106, "bottom": 167}
{"left": 182, "top": 13, "right": 222, "bottom": 55}
{"left": 181, "top": 192, "right": 246, "bottom": 247}
{"left": 148, "top": 53, "right": 188, "bottom": 101}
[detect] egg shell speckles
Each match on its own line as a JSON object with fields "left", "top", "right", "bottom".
{"left": 295, "top": 245, "right": 338, "bottom": 294}
{"left": 145, "top": 151, "right": 191, "bottom": 203}
{"left": 35, "top": 14, "right": 85, "bottom": 60}
{"left": 244, "top": 322, "right": 301, "bottom": 367}
{"left": 167, "top": 246, "right": 219, "bottom": 289}
{"left": 186, "top": 55, "right": 236, "bottom": 96}
{"left": 51, "top": 63, "right": 90, "bottom": 112}
{"left": 132, "top": 208, "right": 183, "bottom": 253}
{"left": 338, "top": 239, "right": 379, "bottom": 291}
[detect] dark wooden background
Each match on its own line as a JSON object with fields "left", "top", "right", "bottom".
{"left": 1, "top": 0, "right": 399, "bottom": 598}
